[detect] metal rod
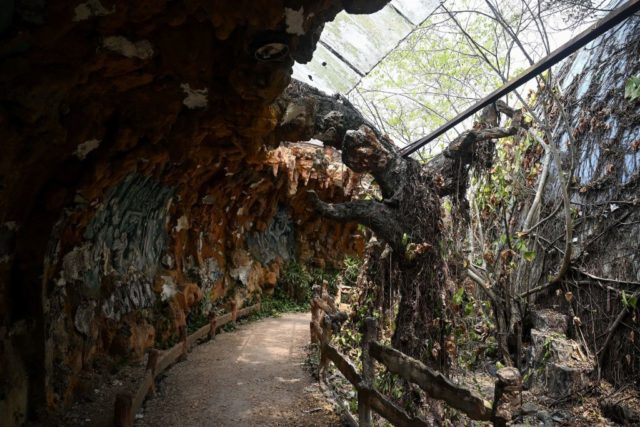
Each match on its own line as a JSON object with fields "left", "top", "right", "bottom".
{"left": 400, "top": 0, "right": 640, "bottom": 157}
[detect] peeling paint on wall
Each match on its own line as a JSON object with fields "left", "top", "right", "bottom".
{"left": 160, "top": 275, "right": 177, "bottom": 302}
{"left": 229, "top": 250, "right": 253, "bottom": 286}
{"left": 285, "top": 7, "right": 305, "bottom": 35}
{"left": 73, "top": 0, "right": 114, "bottom": 21}
{"left": 102, "top": 36, "right": 154, "bottom": 60}
{"left": 175, "top": 215, "right": 189, "bottom": 232}
{"left": 73, "top": 139, "right": 100, "bottom": 160}
{"left": 180, "top": 84, "right": 208, "bottom": 109}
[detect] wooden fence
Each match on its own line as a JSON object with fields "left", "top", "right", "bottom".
{"left": 310, "top": 299, "right": 522, "bottom": 426}
{"left": 114, "top": 303, "right": 261, "bottom": 427}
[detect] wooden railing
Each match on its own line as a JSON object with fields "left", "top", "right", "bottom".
{"left": 311, "top": 308, "right": 522, "bottom": 426}
{"left": 114, "top": 303, "right": 261, "bottom": 427}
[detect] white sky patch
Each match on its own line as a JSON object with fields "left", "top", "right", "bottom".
{"left": 103, "top": 36, "right": 154, "bottom": 60}
{"left": 180, "top": 84, "right": 208, "bottom": 109}
{"left": 73, "top": 0, "right": 114, "bottom": 21}
{"left": 74, "top": 139, "right": 100, "bottom": 160}
{"left": 285, "top": 7, "right": 305, "bottom": 35}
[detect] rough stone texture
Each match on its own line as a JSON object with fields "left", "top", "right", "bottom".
{"left": 0, "top": 1, "right": 389, "bottom": 422}
{"left": 530, "top": 309, "right": 569, "bottom": 335}
{"left": 493, "top": 367, "right": 522, "bottom": 426}
{"left": 246, "top": 207, "right": 295, "bottom": 265}
{"left": 529, "top": 328, "right": 594, "bottom": 398}
{"left": 511, "top": 15, "right": 640, "bottom": 385}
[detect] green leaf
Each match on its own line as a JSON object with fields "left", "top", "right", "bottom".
{"left": 453, "top": 287, "right": 465, "bottom": 306}
{"left": 464, "top": 302, "right": 474, "bottom": 316}
{"left": 625, "top": 76, "right": 640, "bottom": 101}
{"left": 523, "top": 251, "right": 536, "bottom": 262}
{"left": 622, "top": 291, "right": 638, "bottom": 310}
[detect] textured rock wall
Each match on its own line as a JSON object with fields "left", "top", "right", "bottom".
{"left": 0, "top": 0, "right": 389, "bottom": 422}
{"left": 40, "top": 143, "right": 362, "bottom": 410}
{"left": 515, "top": 15, "right": 640, "bottom": 384}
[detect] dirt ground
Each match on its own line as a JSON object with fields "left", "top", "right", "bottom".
{"left": 137, "top": 312, "right": 341, "bottom": 427}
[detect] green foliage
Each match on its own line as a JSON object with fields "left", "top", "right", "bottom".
{"left": 277, "top": 261, "right": 338, "bottom": 304}
{"left": 474, "top": 132, "right": 540, "bottom": 267}
{"left": 543, "top": 335, "right": 554, "bottom": 361}
{"left": 156, "top": 334, "right": 178, "bottom": 350}
{"left": 342, "top": 255, "right": 362, "bottom": 287}
{"left": 523, "top": 250, "right": 536, "bottom": 262}
{"left": 350, "top": 0, "right": 513, "bottom": 148}
{"left": 260, "top": 290, "right": 309, "bottom": 316}
{"left": 186, "top": 294, "right": 213, "bottom": 334}
{"left": 622, "top": 291, "right": 638, "bottom": 310}
{"left": 453, "top": 287, "right": 465, "bottom": 306}
{"left": 278, "top": 261, "right": 314, "bottom": 303}
{"left": 625, "top": 75, "right": 640, "bottom": 101}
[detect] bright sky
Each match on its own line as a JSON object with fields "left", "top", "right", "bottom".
{"left": 294, "top": 0, "right": 613, "bottom": 152}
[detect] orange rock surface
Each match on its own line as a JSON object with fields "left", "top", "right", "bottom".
{"left": 0, "top": 0, "right": 389, "bottom": 419}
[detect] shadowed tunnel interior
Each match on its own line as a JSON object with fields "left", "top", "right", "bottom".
{"left": 2, "top": 1, "right": 640, "bottom": 426}
{"left": 0, "top": 1, "right": 388, "bottom": 423}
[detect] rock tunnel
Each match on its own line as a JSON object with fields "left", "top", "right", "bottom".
{"left": 2, "top": 0, "right": 640, "bottom": 425}
{"left": 0, "top": 1, "right": 388, "bottom": 422}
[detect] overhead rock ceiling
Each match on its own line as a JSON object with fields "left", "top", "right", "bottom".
{"left": 0, "top": 0, "right": 390, "bottom": 423}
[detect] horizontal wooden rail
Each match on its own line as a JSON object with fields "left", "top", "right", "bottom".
{"left": 312, "top": 312, "right": 521, "bottom": 426}
{"left": 362, "top": 387, "right": 430, "bottom": 427}
{"left": 321, "top": 339, "right": 430, "bottom": 427}
{"left": 114, "top": 303, "right": 260, "bottom": 427}
{"left": 322, "top": 341, "right": 362, "bottom": 386}
{"left": 369, "top": 341, "right": 493, "bottom": 421}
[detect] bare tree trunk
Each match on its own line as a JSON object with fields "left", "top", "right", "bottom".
{"left": 308, "top": 124, "right": 447, "bottom": 363}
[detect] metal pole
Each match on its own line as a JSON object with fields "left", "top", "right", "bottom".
{"left": 400, "top": 0, "right": 640, "bottom": 157}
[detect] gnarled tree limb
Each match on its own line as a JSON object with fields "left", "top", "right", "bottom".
{"left": 307, "top": 190, "right": 405, "bottom": 249}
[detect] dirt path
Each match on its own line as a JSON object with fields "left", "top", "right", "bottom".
{"left": 137, "top": 312, "right": 340, "bottom": 427}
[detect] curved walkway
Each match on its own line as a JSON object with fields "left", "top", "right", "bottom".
{"left": 137, "top": 312, "right": 339, "bottom": 427}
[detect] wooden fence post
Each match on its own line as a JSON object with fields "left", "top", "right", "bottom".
{"left": 146, "top": 349, "right": 160, "bottom": 395}
{"left": 208, "top": 312, "right": 217, "bottom": 340}
{"left": 492, "top": 367, "right": 522, "bottom": 426}
{"left": 231, "top": 301, "right": 238, "bottom": 323}
{"left": 178, "top": 325, "right": 188, "bottom": 361}
{"left": 359, "top": 317, "right": 377, "bottom": 427}
{"left": 114, "top": 393, "right": 133, "bottom": 427}
{"left": 319, "top": 315, "right": 333, "bottom": 382}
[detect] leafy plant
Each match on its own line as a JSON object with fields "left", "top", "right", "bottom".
{"left": 342, "top": 255, "right": 362, "bottom": 287}
{"left": 186, "top": 295, "right": 213, "bottom": 334}
{"left": 277, "top": 261, "right": 314, "bottom": 304}
{"left": 453, "top": 287, "right": 465, "bottom": 306}
{"left": 625, "top": 75, "right": 640, "bottom": 101}
{"left": 622, "top": 291, "right": 638, "bottom": 310}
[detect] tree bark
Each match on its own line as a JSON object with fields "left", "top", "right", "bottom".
{"left": 277, "top": 81, "right": 524, "bottom": 364}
